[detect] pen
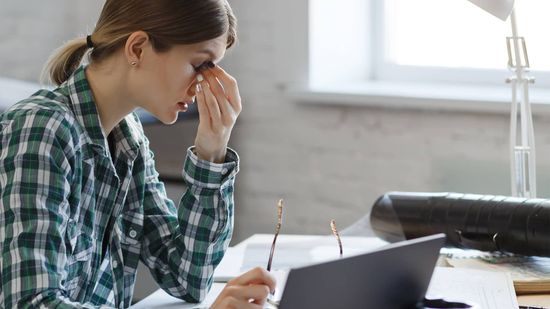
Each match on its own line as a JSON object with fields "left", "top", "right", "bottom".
{"left": 519, "top": 306, "right": 549, "bottom": 309}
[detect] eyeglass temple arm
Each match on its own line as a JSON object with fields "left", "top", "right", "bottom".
{"left": 267, "top": 199, "right": 284, "bottom": 271}
{"left": 331, "top": 220, "right": 343, "bottom": 258}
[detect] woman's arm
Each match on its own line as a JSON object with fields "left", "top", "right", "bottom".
{"left": 0, "top": 109, "right": 107, "bottom": 308}
{"left": 139, "top": 142, "right": 239, "bottom": 303}
{"left": 139, "top": 64, "right": 242, "bottom": 303}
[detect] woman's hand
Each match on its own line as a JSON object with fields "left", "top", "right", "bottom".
{"left": 210, "top": 267, "right": 277, "bottom": 309}
{"left": 194, "top": 65, "right": 242, "bottom": 163}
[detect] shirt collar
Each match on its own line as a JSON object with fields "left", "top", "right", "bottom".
{"left": 60, "top": 65, "right": 142, "bottom": 159}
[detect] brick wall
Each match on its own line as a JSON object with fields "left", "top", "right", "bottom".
{"left": 224, "top": 0, "right": 550, "bottom": 242}
{"left": 0, "top": 0, "right": 102, "bottom": 82}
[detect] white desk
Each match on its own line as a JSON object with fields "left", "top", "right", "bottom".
{"left": 130, "top": 284, "right": 224, "bottom": 309}
{"left": 131, "top": 234, "right": 550, "bottom": 308}
{"left": 131, "top": 234, "right": 386, "bottom": 308}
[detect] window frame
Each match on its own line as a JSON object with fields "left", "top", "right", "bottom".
{"left": 368, "top": 0, "right": 550, "bottom": 87}
{"left": 297, "top": 0, "right": 550, "bottom": 114}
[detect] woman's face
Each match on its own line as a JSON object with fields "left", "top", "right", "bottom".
{"left": 134, "top": 34, "right": 228, "bottom": 124}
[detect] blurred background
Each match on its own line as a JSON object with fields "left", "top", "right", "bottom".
{"left": 3, "top": 0, "right": 550, "bottom": 302}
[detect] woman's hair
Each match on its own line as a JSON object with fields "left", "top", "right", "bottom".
{"left": 43, "top": 0, "right": 237, "bottom": 86}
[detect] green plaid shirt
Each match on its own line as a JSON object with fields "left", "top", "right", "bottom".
{"left": 0, "top": 66, "right": 239, "bottom": 308}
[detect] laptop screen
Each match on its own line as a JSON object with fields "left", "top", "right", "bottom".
{"left": 277, "top": 234, "right": 446, "bottom": 309}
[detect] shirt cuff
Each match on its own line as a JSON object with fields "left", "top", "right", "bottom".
{"left": 182, "top": 146, "right": 240, "bottom": 189}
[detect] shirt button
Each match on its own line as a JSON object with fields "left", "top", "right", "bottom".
{"left": 112, "top": 261, "right": 118, "bottom": 269}
{"left": 129, "top": 229, "right": 137, "bottom": 238}
{"left": 221, "top": 168, "right": 228, "bottom": 175}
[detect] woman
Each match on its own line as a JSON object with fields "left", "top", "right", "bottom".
{"left": 0, "top": 0, "right": 275, "bottom": 308}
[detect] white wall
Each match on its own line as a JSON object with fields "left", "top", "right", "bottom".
{"left": 0, "top": 0, "right": 102, "bottom": 81}
{"left": 224, "top": 0, "right": 550, "bottom": 242}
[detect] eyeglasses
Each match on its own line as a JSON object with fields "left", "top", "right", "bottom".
{"left": 266, "top": 199, "right": 344, "bottom": 272}
{"left": 266, "top": 199, "right": 344, "bottom": 308}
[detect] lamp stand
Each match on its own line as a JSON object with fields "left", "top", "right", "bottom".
{"left": 507, "top": 8, "right": 536, "bottom": 198}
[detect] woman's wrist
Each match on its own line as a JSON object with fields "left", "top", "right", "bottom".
{"left": 194, "top": 146, "right": 226, "bottom": 163}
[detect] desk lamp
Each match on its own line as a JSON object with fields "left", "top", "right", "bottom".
{"left": 467, "top": 0, "right": 536, "bottom": 198}
{"left": 368, "top": 1, "right": 542, "bottom": 257}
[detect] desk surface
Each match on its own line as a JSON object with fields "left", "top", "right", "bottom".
{"left": 131, "top": 285, "right": 225, "bottom": 309}
{"left": 132, "top": 288, "right": 550, "bottom": 309}
{"left": 131, "top": 234, "right": 550, "bottom": 308}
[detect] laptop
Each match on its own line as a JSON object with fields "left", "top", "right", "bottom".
{"left": 276, "top": 233, "right": 446, "bottom": 309}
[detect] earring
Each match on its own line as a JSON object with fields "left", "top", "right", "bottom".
{"left": 130, "top": 61, "right": 137, "bottom": 66}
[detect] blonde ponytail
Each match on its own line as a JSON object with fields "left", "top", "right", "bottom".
{"left": 41, "top": 37, "right": 89, "bottom": 86}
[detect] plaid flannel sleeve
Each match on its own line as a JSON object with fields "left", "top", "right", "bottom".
{"left": 0, "top": 110, "right": 102, "bottom": 309}
{"left": 139, "top": 144, "right": 239, "bottom": 303}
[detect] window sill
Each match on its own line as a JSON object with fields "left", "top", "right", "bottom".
{"left": 287, "top": 81, "right": 550, "bottom": 115}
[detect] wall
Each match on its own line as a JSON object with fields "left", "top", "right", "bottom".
{"left": 0, "top": 0, "right": 102, "bottom": 82}
{"left": 224, "top": 0, "right": 550, "bottom": 242}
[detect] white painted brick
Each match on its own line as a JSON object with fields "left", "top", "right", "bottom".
{"left": 0, "top": 1, "right": 101, "bottom": 81}
{"left": 227, "top": 1, "right": 550, "bottom": 242}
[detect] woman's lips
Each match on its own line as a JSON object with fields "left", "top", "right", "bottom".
{"left": 177, "top": 102, "right": 188, "bottom": 112}
{"left": 177, "top": 98, "right": 195, "bottom": 112}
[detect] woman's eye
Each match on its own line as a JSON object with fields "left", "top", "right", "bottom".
{"left": 193, "top": 62, "right": 208, "bottom": 72}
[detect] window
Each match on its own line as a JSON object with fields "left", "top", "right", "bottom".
{"left": 309, "top": 0, "right": 550, "bottom": 88}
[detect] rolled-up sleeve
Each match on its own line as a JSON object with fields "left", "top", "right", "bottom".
{"left": 139, "top": 144, "right": 239, "bottom": 303}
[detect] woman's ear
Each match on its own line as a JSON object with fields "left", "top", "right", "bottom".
{"left": 124, "top": 31, "right": 149, "bottom": 65}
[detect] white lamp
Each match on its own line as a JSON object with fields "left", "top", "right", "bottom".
{"left": 468, "top": 0, "right": 514, "bottom": 21}
{"left": 467, "top": 0, "right": 536, "bottom": 198}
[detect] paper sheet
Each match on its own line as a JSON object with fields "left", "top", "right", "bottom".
{"left": 240, "top": 236, "right": 387, "bottom": 271}
{"left": 213, "top": 236, "right": 388, "bottom": 282}
{"left": 426, "top": 267, "right": 519, "bottom": 309}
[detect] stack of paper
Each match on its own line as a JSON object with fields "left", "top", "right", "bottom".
{"left": 442, "top": 248, "right": 550, "bottom": 295}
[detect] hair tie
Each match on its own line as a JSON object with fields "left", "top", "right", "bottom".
{"left": 86, "top": 35, "right": 94, "bottom": 49}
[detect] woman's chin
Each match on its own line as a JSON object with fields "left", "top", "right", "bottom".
{"left": 152, "top": 111, "right": 178, "bottom": 125}
{"left": 161, "top": 115, "right": 178, "bottom": 125}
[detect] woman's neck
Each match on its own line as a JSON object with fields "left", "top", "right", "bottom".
{"left": 85, "top": 57, "right": 136, "bottom": 136}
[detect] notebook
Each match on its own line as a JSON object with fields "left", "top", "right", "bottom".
{"left": 442, "top": 248, "right": 550, "bottom": 295}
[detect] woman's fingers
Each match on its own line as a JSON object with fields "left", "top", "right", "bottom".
{"left": 223, "top": 284, "right": 270, "bottom": 305}
{"left": 209, "top": 65, "right": 242, "bottom": 111}
{"left": 211, "top": 268, "right": 275, "bottom": 309}
{"left": 202, "top": 70, "right": 235, "bottom": 125}
{"left": 200, "top": 64, "right": 241, "bottom": 113}
{"left": 202, "top": 69, "right": 227, "bottom": 98}
{"left": 216, "top": 297, "right": 263, "bottom": 309}
{"left": 195, "top": 82, "right": 210, "bottom": 127}
{"left": 228, "top": 267, "right": 277, "bottom": 293}
{"left": 198, "top": 78, "right": 222, "bottom": 129}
